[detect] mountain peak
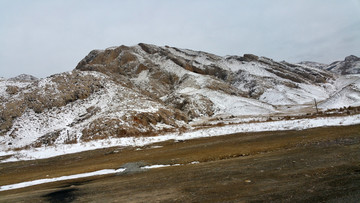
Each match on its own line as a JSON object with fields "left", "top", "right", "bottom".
{"left": 297, "top": 61, "right": 328, "bottom": 69}
{"left": 345, "top": 55, "right": 359, "bottom": 61}
{"left": 326, "top": 55, "right": 360, "bottom": 75}
{"left": 9, "top": 74, "right": 38, "bottom": 81}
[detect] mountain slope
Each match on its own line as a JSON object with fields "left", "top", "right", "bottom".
{"left": 0, "top": 71, "right": 186, "bottom": 149}
{"left": 76, "top": 43, "right": 335, "bottom": 107}
{"left": 319, "top": 75, "right": 360, "bottom": 109}
{"left": 325, "top": 55, "right": 360, "bottom": 75}
{"left": 301, "top": 55, "right": 360, "bottom": 75}
{"left": 1, "top": 43, "right": 360, "bottom": 151}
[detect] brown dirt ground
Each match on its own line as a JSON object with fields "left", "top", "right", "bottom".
{"left": 0, "top": 124, "right": 360, "bottom": 202}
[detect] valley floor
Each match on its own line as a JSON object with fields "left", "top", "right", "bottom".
{"left": 0, "top": 124, "right": 360, "bottom": 202}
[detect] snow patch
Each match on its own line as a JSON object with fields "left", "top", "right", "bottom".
{"left": 141, "top": 164, "right": 171, "bottom": 169}
{"left": 0, "top": 168, "right": 125, "bottom": 192}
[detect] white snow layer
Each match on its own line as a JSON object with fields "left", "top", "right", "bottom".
{"left": 319, "top": 76, "right": 360, "bottom": 109}
{"left": 177, "top": 86, "right": 275, "bottom": 116}
{"left": 260, "top": 83, "right": 330, "bottom": 105}
{"left": 1, "top": 114, "right": 360, "bottom": 163}
{"left": 141, "top": 164, "right": 171, "bottom": 169}
{"left": 0, "top": 168, "right": 125, "bottom": 192}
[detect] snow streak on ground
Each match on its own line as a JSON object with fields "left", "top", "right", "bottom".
{"left": 1, "top": 115, "right": 360, "bottom": 163}
{"left": 0, "top": 168, "right": 126, "bottom": 192}
{"left": 0, "top": 163, "right": 189, "bottom": 191}
{"left": 141, "top": 164, "right": 172, "bottom": 169}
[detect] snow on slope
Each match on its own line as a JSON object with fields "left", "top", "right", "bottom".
{"left": 177, "top": 86, "right": 274, "bottom": 116}
{"left": 78, "top": 44, "right": 347, "bottom": 110}
{"left": 0, "top": 78, "right": 35, "bottom": 99}
{"left": 2, "top": 43, "right": 360, "bottom": 154}
{"left": 0, "top": 71, "right": 181, "bottom": 150}
{"left": 319, "top": 75, "right": 360, "bottom": 109}
{"left": 325, "top": 55, "right": 360, "bottom": 75}
{"left": 0, "top": 74, "right": 38, "bottom": 100}
{"left": 147, "top": 45, "right": 337, "bottom": 107}
{"left": 260, "top": 83, "right": 331, "bottom": 105}
{"left": 1, "top": 114, "right": 360, "bottom": 163}
{"left": 105, "top": 44, "right": 277, "bottom": 116}
{"left": 225, "top": 59, "right": 278, "bottom": 78}
{"left": 9, "top": 74, "right": 38, "bottom": 81}
{"left": 298, "top": 61, "right": 328, "bottom": 69}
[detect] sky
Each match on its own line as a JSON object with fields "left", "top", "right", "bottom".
{"left": 0, "top": 0, "right": 359, "bottom": 78}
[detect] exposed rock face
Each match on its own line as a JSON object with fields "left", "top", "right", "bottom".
{"left": 76, "top": 43, "right": 334, "bottom": 102}
{"left": 165, "top": 93, "right": 215, "bottom": 119}
{"left": 1, "top": 43, "right": 360, "bottom": 150}
{"left": 0, "top": 72, "right": 105, "bottom": 136}
{"left": 241, "top": 54, "right": 259, "bottom": 62}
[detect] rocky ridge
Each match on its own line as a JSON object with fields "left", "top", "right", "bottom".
{"left": 299, "top": 55, "right": 360, "bottom": 75}
{"left": 1, "top": 43, "right": 360, "bottom": 150}
{"left": 325, "top": 55, "right": 360, "bottom": 75}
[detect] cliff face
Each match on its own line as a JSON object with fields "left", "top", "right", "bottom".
{"left": 1, "top": 43, "right": 359, "bottom": 150}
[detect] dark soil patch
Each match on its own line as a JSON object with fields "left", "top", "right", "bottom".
{"left": 42, "top": 188, "right": 78, "bottom": 203}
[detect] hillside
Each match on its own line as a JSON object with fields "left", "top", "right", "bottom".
{"left": 1, "top": 43, "right": 360, "bottom": 154}
{"left": 299, "top": 55, "right": 360, "bottom": 75}
{"left": 326, "top": 55, "right": 360, "bottom": 75}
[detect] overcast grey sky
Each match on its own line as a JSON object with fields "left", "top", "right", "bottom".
{"left": 0, "top": 0, "right": 359, "bottom": 78}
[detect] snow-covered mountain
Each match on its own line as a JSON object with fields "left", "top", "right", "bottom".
{"left": 75, "top": 44, "right": 335, "bottom": 107}
{"left": 1, "top": 43, "right": 360, "bottom": 151}
{"left": 9, "top": 74, "right": 38, "bottom": 82}
{"left": 298, "top": 55, "right": 360, "bottom": 75}
{"left": 319, "top": 75, "right": 360, "bottom": 109}
{"left": 297, "top": 61, "right": 328, "bottom": 70}
{"left": 325, "top": 55, "right": 360, "bottom": 75}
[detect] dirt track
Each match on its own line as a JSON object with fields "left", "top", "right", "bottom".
{"left": 1, "top": 125, "right": 360, "bottom": 202}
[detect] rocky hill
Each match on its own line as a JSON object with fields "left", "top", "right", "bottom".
{"left": 1, "top": 43, "right": 360, "bottom": 151}
{"left": 297, "top": 61, "right": 328, "bottom": 70}
{"left": 300, "top": 55, "right": 360, "bottom": 75}
{"left": 325, "top": 55, "right": 360, "bottom": 75}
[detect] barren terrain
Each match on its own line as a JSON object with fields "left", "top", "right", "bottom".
{"left": 1, "top": 124, "right": 359, "bottom": 202}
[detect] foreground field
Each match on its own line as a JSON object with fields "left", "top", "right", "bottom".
{"left": 1, "top": 125, "right": 360, "bottom": 202}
